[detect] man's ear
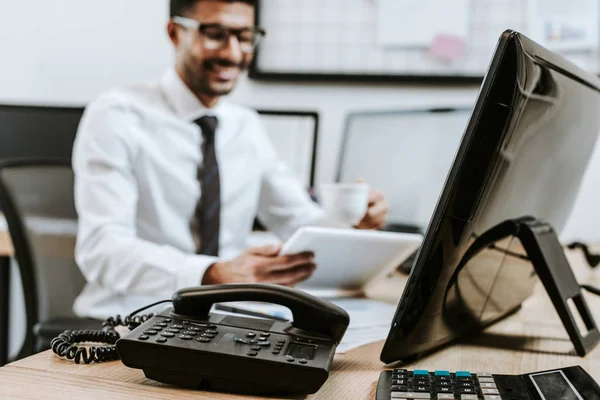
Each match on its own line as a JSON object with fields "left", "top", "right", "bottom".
{"left": 167, "top": 20, "right": 180, "bottom": 46}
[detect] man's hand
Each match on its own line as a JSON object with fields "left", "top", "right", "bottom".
{"left": 355, "top": 189, "right": 389, "bottom": 230}
{"left": 202, "top": 244, "right": 316, "bottom": 286}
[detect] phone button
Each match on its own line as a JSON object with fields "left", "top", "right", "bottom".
{"left": 161, "top": 319, "right": 172, "bottom": 323}
{"left": 285, "top": 356, "right": 295, "bottom": 362}
{"left": 161, "top": 332, "right": 175, "bottom": 338}
{"left": 246, "top": 332, "right": 256, "bottom": 338}
{"left": 138, "top": 335, "right": 149, "bottom": 340}
{"left": 197, "top": 338, "right": 211, "bottom": 343}
{"left": 260, "top": 333, "right": 271, "bottom": 338}
{"left": 178, "top": 335, "right": 193, "bottom": 340}
{"left": 156, "top": 337, "right": 167, "bottom": 343}
{"left": 299, "top": 359, "right": 308, "bottom": 364}
{"left": 247, "top": 351, "right": 258, "bottom": 357}
{"left": 250, "top": 346, "right": 261, "bottom": 351}
{"left": 271, "top": 350, "right": 280, "bottom": 355}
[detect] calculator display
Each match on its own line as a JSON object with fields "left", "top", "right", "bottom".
{"left": 530, "top": 371, "right": 583, "bottom": 400}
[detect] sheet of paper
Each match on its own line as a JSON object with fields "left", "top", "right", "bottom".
{"left": 217, "top": 298, "right": 397, "bottom": 353}
{"left": 528, "top": 0, "right": 599, "bottom": 52}
{"left": 377, "top": 0, "right": 469, "bottom": 47}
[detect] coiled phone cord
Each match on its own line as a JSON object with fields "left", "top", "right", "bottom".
{"left": 51, "top": 299, "right": 170, "bottom": 364}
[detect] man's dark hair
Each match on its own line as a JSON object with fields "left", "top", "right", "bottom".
{"left": 170, "top": 0, "right": 256, "bottom": 17}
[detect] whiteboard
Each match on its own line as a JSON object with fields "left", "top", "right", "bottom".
{"left": 337, "top": 108, "right": 472, "bottom": 229}
{"left": 252, "top": 0, "right": 600, "bottom": 81}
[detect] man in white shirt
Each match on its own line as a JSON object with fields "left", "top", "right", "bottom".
{"left": 72, "top": 0, "right": 389, "bottom": 319}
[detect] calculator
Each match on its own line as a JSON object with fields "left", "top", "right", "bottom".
{"left": 375, "top": 366, "right": 600, "bottom": 399}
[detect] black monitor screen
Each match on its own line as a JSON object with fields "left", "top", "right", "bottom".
{"left": 381, "top": 30, "right": 600, "bottom": 363}
{"left": 0, "top": 104, "right": 84, "bottom": 160}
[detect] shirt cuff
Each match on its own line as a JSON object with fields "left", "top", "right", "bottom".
{"left": 175, "top": 254, "right": 219, "bottom": 290}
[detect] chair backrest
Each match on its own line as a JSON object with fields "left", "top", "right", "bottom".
{"left": 0, "top": 159, "right": 84, "bottom": 355}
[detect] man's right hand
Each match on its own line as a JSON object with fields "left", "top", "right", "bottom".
{"left": 202, "top": 244, "right": 316, "bottom": 287}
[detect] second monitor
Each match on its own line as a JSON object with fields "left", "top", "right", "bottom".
{"left": 380, "top": 30, "right": 600, "bottom": 363}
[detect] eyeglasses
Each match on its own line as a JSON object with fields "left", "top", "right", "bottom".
{"left": 172, "top": 16, "right": 266, "bottom": 54}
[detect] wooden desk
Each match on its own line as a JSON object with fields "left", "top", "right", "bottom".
{"left": 0, "top": 248, "right": 599, "bottom": 399}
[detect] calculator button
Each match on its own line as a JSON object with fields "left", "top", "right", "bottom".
{"left": 478, "top": 377, "right": 495, "bottom": 383}
{"left": 476, "top": 372, "right": 492, "bottom": 377}
{"left": 460, "top": 396, "right": 477, "bottom": 400}
{"left": 455, "top": 371, "right": 472, "bottom": 378}
{"left": 434, "top": 376, "right": 451, "bottom": 382}
{"left": 484, "top": 397, "right": 502, "bottom": 400}
{"left": 480, "top": 383, "right": 497, "bottom": 389}
{"left": 482, "top": 389, "right": 500, "bottom": 395}
{"left": 394, "top": 369, "right": 408, "bottom": 374}
{"left": 415, "top": 386, "right": 430, "bottom": 392}
{"left": 437, "top": 387, "right": 452, "bottom": 393}
{"left": 437, "top": 395, "right": 454, "bottom": 400}
{"left": 434, "top": 370, "right": 451, "bottom": 377}
{"left": 414, "top": 380, "right": 430, "bottom": 386}
{"left": 459, "top": 388, "right": 475, "bottom": 394}
{"left": 391, "top": 393, "right": 430, "bottom": 399}
{"left": 392, "top": 379, "right": 406, "bottom": 385}
{"left": 435, "top": 381, "right": 450, "bottom": 387}
{"left": 391, "top": 385, "right": 408, "bottom": 392}
{"left": 413, "top": 370, "right": 429, "bottom": 377}
{"left": 458, "top": 382, "right": 475, "bottom": 388}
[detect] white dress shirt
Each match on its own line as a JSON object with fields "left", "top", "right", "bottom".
{"left": 72, "top": 69, "right": 329, "bottom": 319}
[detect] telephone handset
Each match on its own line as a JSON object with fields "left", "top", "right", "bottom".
{"left": 53, "top": 283, "right": 350, "bottom": 396}
{"left": 172, "top": 283, "right": 349, "bottom": 344}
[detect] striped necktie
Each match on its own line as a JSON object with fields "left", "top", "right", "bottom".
{"left": 194, "top": 115, "right": 220, "bottom": 256}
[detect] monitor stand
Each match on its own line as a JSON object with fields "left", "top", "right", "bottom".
{"left": 456, "top": 216, "right": 600, "bottom": 357}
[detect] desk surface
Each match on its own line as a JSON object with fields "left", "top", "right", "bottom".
{"left": 0, "top": 229, "right": 12, "bottom": 257}
{"left": 0, "top": 249, "right": 599, "bottom": 399}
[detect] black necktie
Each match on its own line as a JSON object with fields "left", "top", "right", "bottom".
{"left": 194, "top": 115, "right": 220, "bottom": 256}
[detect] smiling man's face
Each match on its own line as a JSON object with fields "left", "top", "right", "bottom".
{"left": 168, "top": 1, "right": 255, "bottom": 106}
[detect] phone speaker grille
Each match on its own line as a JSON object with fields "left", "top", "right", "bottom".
{"left": 219, "top": 316, "right": 275, "bottom": 331}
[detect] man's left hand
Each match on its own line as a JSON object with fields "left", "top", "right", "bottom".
{"left": 356, "top": 190, "right": 389, "bottom": 230}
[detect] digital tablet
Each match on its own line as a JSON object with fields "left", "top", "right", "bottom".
{"left": 280, "top": 227, "right": 422, "bottom": 296}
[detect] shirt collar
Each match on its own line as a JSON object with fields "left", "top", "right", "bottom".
{"left": 159, "top": 68, "right": 225, "bottom": 121}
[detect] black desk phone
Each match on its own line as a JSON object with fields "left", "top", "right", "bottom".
{"left": 52, "top": 283, "right": 350, "bottom": 395}
{"left": 376, "top": 366, "right": 600, "bottom": 400}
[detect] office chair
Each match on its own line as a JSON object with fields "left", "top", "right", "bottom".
{"left": 0, "top": 159, "right": 100, "bottom": 359}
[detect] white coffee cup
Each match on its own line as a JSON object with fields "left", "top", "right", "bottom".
{"left": 319, "top": 182, "right": 369, "bottom": 226}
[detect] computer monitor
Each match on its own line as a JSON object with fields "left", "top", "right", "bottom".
{"left": 0, "top": 104, "right": 84, "bottom": 160}
{"left": 337, "top": 108, "right": 472, "bottom": 232}
{"left": 380, "top": 30, "right": 600, "bottom": 363}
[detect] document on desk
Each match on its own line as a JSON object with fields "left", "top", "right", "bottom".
{"left": 376, "top": 0, "right": 469, "bottom": 47}
{"left": 218, "top": 298, "right": 397, "bottom": 354}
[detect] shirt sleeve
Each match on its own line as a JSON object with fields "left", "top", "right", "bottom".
{"left": 253, "top": 114, "right": 347, "bottom": 241}
{"left": 73, "top": 93, "right": 217, "bottom": 298}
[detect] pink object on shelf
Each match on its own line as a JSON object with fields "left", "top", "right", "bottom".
{"left": 430, "top": 34, "right": 466, "bottom": 62}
